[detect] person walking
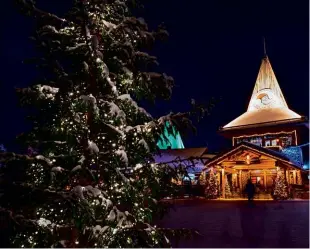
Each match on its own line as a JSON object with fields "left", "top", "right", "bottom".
{"left": 245, "top": 179, "right": 255, "bottom": 204}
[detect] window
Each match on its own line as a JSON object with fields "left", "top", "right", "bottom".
{"left": 281, "top": 136, "right": 293, "bottom": 147}
{"left": 271, "top": 139, "right": 278, "bottom": 146}
{"left": 234, "top": 132, "right": 294, "bottom": 147}
{"left": 250, "top": 137, "right": 262, "bottom": 147}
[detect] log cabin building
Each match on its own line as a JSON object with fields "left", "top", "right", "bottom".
{"left": 201, "top": 54, "right": 309, "bottom": 198}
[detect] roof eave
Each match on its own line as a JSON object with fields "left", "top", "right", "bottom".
{"left": 219, "top": 116, "right": 308, "bottom": 132}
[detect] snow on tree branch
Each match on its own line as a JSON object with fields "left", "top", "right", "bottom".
{"left": 115, "top": 148, "right": 129, "bottom": 166}
{"left": 103, "top": 101, "right": 126, "bottom": 119}
{"left": 87, "top": 140, "right": 99, "bottom": 154}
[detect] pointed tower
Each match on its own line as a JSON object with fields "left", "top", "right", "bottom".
{"left": 248, "top": 56, "right": 288, "bottom": 111}
{"left": 223, "top": 56, "right": 302, "bottom": 129}
{"left": 219, "top": 54, "right": 307, "bottom": 148}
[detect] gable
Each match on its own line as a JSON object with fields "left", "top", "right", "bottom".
{"left": 205, "top": 142, "right": 304, "bottom": 171}
{"left": 206, "top": 146, "right": 274, "bottom": 167}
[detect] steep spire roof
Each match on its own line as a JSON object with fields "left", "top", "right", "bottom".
{"left": 247, "top": 56, "right": 288, "bottom": 111}
{"left": 223, "top": 55, "right": 303, "bottom": 129}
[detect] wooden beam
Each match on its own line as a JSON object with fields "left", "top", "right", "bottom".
{"left": 293, "top": 170, "right": 297, "bottom": 184}
{"left": 221, "top": 159, "right": 276, "bottom": 167}
{"left": 260, "top": 155, "right": 277, "bottom": 160}
{"left": 221, "top": 162, "right": 238, "bottom": 167}
{"left": 297, "top": 170, "right": 302, "bottom": 185}
{"left": 216, "top": 172, "right": 221, "bottom": 186}
{"left": 222, "top": 168, "right": 225, "bottom": 199}
{"left": 222, "top": 168, "right": 236, "bottom": 174}
{"left": 263, "top": 170, "right": 267, "bottom": 189}
{"left": 233, "top": 165, "right": 276, "bottom": 170}
{"left": 239, "top": 170, "right": 242, "bottom": 192}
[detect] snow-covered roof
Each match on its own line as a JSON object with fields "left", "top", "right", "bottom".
{"left": 223, "top": 56, "right": 304, "bottom": 130}
{"left": 153, "top": 148, "right": 216, "bottom": 173}
{"left": 300, "top": 144, "right": 309, "bottom": 169}
{"left": 223, "top": 107, "right": 302, "bottom": 129}
{"left": 248, "top": 56, "right": 288, "bottom": 111}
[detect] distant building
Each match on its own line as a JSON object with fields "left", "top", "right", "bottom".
{"left": 155, "top": 123, "right": 216, "bottom": 184}
{"left": 154, "top": 148, "right": 216, "bottom": 184}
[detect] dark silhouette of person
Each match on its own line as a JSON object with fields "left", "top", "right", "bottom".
{"left": 245, "top": 179, "right": 255, "bottom": 203}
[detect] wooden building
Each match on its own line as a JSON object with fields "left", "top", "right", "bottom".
{"left": 202, "top": 54, "right": 308, "bottom": 198}
{"left": 154, "top": 148, "right": 216, "bottom": 185}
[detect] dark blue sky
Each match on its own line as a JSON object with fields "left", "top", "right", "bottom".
{"left": 0, "top": 0, "right": 309, "bottom": 152}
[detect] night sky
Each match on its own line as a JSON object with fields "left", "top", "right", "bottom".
{"left": 0, "top": 0, "right": 308, "bottom": 152}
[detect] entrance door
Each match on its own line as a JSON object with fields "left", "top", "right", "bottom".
{"left": 251, "top": 176, "right": 263, "bottom": 185}
{"left": 251, "top": 176, "right": 264, "bottom": 191}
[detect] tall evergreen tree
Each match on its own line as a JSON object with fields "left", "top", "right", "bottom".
{"left": 0, "top": 0, "right": 202, "bottom": 247}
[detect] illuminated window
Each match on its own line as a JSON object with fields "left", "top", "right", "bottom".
{"left": 281, "top": 136, "right": 292, "bottom": 147}
{"left": 250, "top": 137, "right": 262, "bottom": 146}
{"left": 234, "top": 131, "right": 295, "bottom": 147}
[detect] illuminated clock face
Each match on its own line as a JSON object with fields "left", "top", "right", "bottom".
{"left": 248, "top": 89, "right": 283, "bottom": 111}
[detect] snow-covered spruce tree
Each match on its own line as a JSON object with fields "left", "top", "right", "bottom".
{"left": 272, "top": 171, "right": 289, "bottom": 200}
{"left": 0, "top": 0, "right": 200, "bottom": 247}
{"left": 204, "top": 168, "right": 218, "bottom": 199}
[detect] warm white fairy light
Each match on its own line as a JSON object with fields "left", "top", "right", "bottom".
{"left": 5, "top": 0, "right": 181, "bottom": 247}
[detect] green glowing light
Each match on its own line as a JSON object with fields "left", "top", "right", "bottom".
{"left": 157, "top": 122, "right": 184, "bottom": 149}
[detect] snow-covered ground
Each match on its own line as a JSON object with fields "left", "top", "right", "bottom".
{"left": 156, "top": 200, "right": 309, "bottom": 248}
